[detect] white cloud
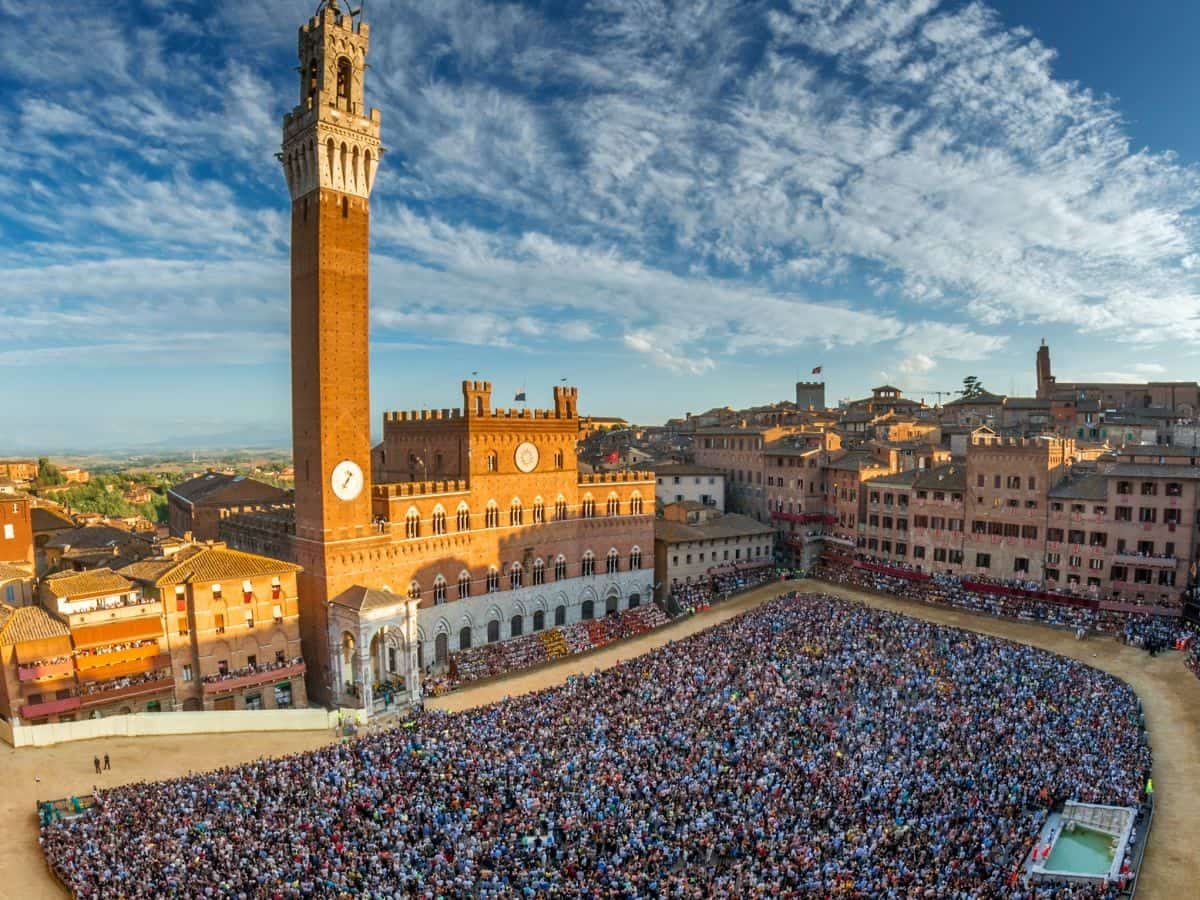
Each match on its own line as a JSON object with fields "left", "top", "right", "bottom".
{"left": 899, "top": 353, "right": 935, "bottom": 374}
{"left": 4, "top": 0, "right": 1199, "bottom": 408}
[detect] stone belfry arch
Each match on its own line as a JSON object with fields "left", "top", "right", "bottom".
{"left": 280, "top": 1, "right": 385, "bottom": 703}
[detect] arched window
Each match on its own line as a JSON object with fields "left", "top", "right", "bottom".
{"left": 511, "top": 614, "right": 523, "bottom": 637}
{"left": 554, "top": 449, "right": 564, "bottom": 469}
{"left": 433, "top": 576, "right": 447, "bottom": 604}
{"left": 582, "top": 551, "right": 595, "bottom": 577}
{"left": 554, "top": 605, "right": 566, "bottom": 626}
{"left": 405, "top": 508, "right": 420, "bottom": 539}
{"left": 510, "top": 562, "right": 523, "bottom": 589}
{"left": 606, "top": 494, "right": 620, "bottom": 517}
{"left": 307, "top": 59, "right": 319, "bottom": 106}
{"left": 555, "top": 495, "right": 568, "bottom": 520}
{"left": 630, "top": 546, "right": 642, "bottom": 570}
{"left": 533, "top": 609, "right": 545, "bottom": 631}
{"left": 456, "top": 503, "right": 471, "bottom": 531}
{"left": 458, "top": 571, "right": 472, "bottom": 600}
{"left": 435, "top": 632, "right": 448, "bottom": 663}
{"left": 485, "top": 501, "right": 499, "bottom": 529}
{"left": 581, "top": 494, "right": 596, "bottom": 518}
{"left": 630, "top": 492, "right": 644, "bottom": 516}
{"left": 336, "top": 57, "right": 352, "bottom": 109}
{"left": 510, "top": 499, "right": 523, "bottom": 526}
{"left": 533, "top": 498, "right": 545, "bottom": 524}
{"left": 581, "top": 599, "right": 595, "bottom": 620}
{"left": 606, "top": 548, "right": 620, "bottom": 574}
{"left": 487, "top": 619, "right": 501, "bottom": 643}
{"left": 459, "top": 627, "right": 472, "bottom": 650}
{"left": 407, "top": 580, "right": 421, "bottom": 600}
{"left": 554, "top": 555, "right": 567, "bottom": 581}
{"left": 532, "top": 559, "right": 545, "bottom": 585}
{"left": 486, "top": 451, "right": 498, "bottom": 472}
{"left": 486, "top": 567, "right": 500, "bottom": 593}
{"left": 431, "top": 506, "right": 446, "bottom": 535}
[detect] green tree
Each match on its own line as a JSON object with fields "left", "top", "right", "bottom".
{"left": 36, "top": 457, "right": 66, "bottom": 486}
{"left": 961, "top": 376, "right": 986, "bottom": 400}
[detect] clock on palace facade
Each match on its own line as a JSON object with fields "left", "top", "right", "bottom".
{"left": 514, "top": 441, "right": 539, "bottom": 473}
{"left": 330, "top": 459, "right": 365, "bottom": 502}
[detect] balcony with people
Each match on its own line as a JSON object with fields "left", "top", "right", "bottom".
{"left": 201, "top": 657, "right": 306, "bottom": 696}
{"left": 17, "top": 654, "right": 75, "bottom": 683}
{"left": 77, "top": 667, "right": 174, "bottom": 710}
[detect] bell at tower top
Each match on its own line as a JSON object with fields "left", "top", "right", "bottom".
{"left": 280, "top": 0, "right": 382, "bottom": 202}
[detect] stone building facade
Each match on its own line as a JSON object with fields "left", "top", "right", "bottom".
{"left": 0, "top": 543, "right": 308, "bottom": 726}
{"left": 0, "top": 481, "right": 33, "bottom": 569}
{"left": 653, "top": 502, "right": 776, "bottom": 599}
{"left": 167, "top": 472, "right": 289, "bottom": 542}
{"left": 121, "top": 546, "right": 307, "bottom": 712}
{"left": 650, "top": 463, "right": 726, "bottom": 511}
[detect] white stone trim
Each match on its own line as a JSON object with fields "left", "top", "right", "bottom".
{"left": 416, "top": 568, "right": 654, "bottom": 660}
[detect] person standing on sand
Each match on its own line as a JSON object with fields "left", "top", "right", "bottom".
{"left": 93, "top": 757, "right": 101, "bottom": 775}
{"left": 103, "top": 754, "right": 110, "bottom": 771}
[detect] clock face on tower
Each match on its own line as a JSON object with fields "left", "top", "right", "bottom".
{"left": 514, "top": 441, "right": 539, "bottom": 473}
{"left": 330, "top": 459, "right": 365, "bottom": 502}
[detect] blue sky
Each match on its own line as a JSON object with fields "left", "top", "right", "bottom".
{"left": 3, "top": 0, "right": 1200, "bottom": 451}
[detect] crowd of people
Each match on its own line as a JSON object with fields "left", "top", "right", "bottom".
{"left": 202, "top": 657, "right": 304, "bottom": 686}
{"left": 423, "top": 605, "right": 670, "bottom": 695}
{"left": 74, "top": 639, "right": 159, "bottom": 660}
{"left": 668, "top": 565, "right": 790, "bottom": 615}
{"left": 812, "top": 557, "right": 1182, "bottom": 639}
{"left": 41, "top": 592, "right": 1150, "bottom": 898}
{"left": 1121, "top": 615, "right": 1186, "bottom": 654}
{"left": 76, "top": 667, "right": 172, "bottom": 697}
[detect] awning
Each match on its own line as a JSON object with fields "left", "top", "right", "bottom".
{"left": 71, "top": 617, "right": 163, "bottom": 649}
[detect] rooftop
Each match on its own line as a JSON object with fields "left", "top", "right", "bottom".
{"left": 44, "top": 525, "right": 146, "bottom": 551}
{"left": 655, "top": 512, "right": 775, "bottom": 545}
{"left": 866, "top": 469, "right": 922, "bottom": 489}
{"left": 0, "top": 602, "right": 71, "bottom": 646}
{"left": 1105, "top": 463, "right": 1200, "bottom": 480}
{"left": 168, "top": 471, "right": 288, "bottom": 506}
{"left": 127, "top": 544, "right": 302, "bottom": 587}
{"left": 329, "top": 585, "right": 406, "bottom": 612}
{"left": 42, "top": 567, "right": 135, "bottom": 598}
{"left": 944, "top": 390, "right": 1006, "bottom": 407}
{"left": 1048, "top": 472, "right": 1109, "bottom": 501}
{"left": 28, "top": 508, "right": 76, "bottom": 535}
{"left": 646, "top": 463, "right": 726, "bottom": 477}
{"left": 914, "top": 464, "right": 967, "bottom": 492}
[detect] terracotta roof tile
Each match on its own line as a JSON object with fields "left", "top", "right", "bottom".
{"left": 330, "top": 585, "right": 406, "bottom": 612}
{"left": 149, "top": 546, "right": 301, "bottom": 586}
{"left": 0, "top": 604, "right": 70, "bottom": 645}
{"left": 0, "top": 563, "right": 32, "bottom": 582}
{"left": 30, "top": 506, "right": 75, "bottom": 533}
{"left": 42, "top": 567, "right": 135, "bottom": 598}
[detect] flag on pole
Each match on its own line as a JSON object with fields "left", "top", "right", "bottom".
{"left": 514, "top": 386, "right": 527, "bottom": 402}
{"left": 811, "top": 365, "right": 823, "bottom": 375}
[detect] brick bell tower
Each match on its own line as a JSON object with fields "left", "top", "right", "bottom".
{"left": 281, "top": 0, "right": 379, "bottom": 543}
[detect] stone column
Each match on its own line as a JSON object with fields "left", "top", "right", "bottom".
{"left": 358, "top": 632, "right": 373, "bottom": 714}
{"left": 406, "top": 599, "right": 422, "bottom": 705}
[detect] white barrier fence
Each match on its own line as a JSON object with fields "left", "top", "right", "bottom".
{"left": 1, "top": 707, "right": 368, "bottom": 748}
